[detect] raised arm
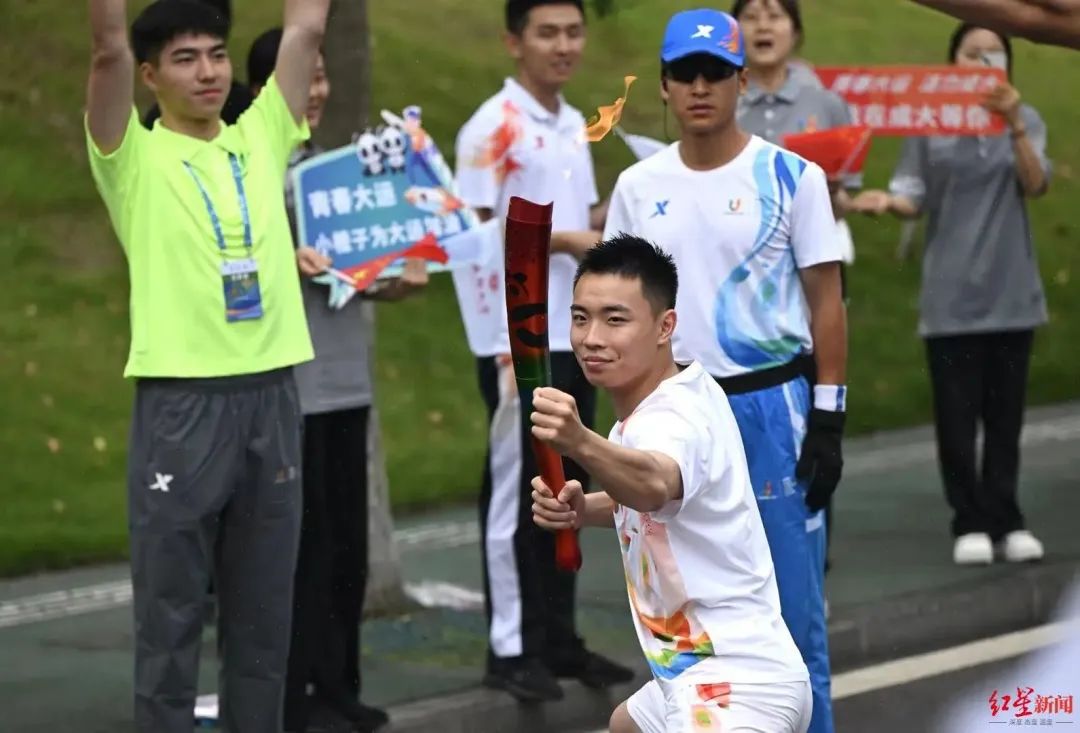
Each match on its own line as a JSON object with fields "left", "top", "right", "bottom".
{"left": 275, "top": 0, "right": 332, "bottom": 124}
{"left": 910, "top": 0, "right": 1080, "bottom": 48}
{"left": 86, "top": 0, "right": 135, "bottom": 154}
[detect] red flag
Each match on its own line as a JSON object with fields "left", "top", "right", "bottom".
{"left": 782, "top": 125, "right": 873, "bottom": 179}
{"left": 339, "top": 233, "right": 448, "bottom": 292}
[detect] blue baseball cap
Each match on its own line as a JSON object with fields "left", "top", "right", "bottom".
{"left": 660, "top": 8, "right": 746, "bottom": 68}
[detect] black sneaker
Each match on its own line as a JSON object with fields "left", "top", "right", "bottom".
{"left": 319, "top": 690, "right": 390, "bottom": 732}
{"left": 546, "top": 649, "right": 635, "bottom": 689}
{"left": 302, "top": 704, "right": 354, "bottom": 733}
{"left": 482, "top": 656, "right": 565, "bottom": 703}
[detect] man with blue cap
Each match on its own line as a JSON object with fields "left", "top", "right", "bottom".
{"left": 603, "top": 8, "right": 847, "bottom": 733}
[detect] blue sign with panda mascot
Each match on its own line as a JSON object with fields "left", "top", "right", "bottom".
{"left": 292, "top": 106, "right": 488, "bottom": 309}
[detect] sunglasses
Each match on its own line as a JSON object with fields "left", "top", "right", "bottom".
{"left": 664, "top": 55, "right": 740, "bottom": 84}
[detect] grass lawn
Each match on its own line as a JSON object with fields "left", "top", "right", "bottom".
{"left": 1, "top": 0, "right": 1078, "bottom": 576}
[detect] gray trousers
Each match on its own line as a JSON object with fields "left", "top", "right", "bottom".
{"left": 127, "top": 368, "right": 303, "bottom": 733}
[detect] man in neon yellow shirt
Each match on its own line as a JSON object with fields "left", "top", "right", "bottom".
{"left": 84, "top": 1, "right": 329, "bottom": 730}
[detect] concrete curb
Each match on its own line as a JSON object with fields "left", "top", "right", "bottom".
{"left": 382, "top": 559, "right": 1080, "bottom": 733}
{"left": 829, "top": 559, "right": 1080, "bottom": 671}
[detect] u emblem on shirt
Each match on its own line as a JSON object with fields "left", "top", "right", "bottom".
{"left": 727, "top": 198, "right": 743, "bottom": 214}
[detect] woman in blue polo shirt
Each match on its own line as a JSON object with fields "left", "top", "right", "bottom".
{"left": 853, "top": 23, "right": 1051, "bottom": 568}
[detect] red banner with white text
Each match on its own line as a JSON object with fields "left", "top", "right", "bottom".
{"left": 813, "top": 66, "right": 1008, "bottom": 136}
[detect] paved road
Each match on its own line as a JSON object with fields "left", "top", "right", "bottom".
{"left": 2, "top": 403, "right": 1078, "bottom": 732}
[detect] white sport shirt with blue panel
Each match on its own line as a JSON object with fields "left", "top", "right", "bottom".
{"left": 603, "top": 135, "right": 842, "bottom": 379}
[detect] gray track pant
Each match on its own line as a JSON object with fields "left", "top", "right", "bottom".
{"left": 127, "top": 367, "right": 303, "bottom": 733}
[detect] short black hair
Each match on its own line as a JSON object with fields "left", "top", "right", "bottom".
{"left": 506, "top": 0, "right": 586, "bottom": 35}
{"left": 247, "top": 27, "right": 283, "bottom": 90}
{"left": 948, "top": 22, "right": 1013, "bottom": 78}
{"left": 574, "top": 233, "right": 678, "bottom": 313}
{"left": 731, "top": 0, "right": 804, "bottom": 43}
{"left": 199, "top": 0, "right": 232, "bottom": 24}
{"left": 131, "top": 0, "right": 230, "bottom": 65}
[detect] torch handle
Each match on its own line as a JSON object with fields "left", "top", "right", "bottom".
{"left": 532, "top": 436, "right": 582, "bottom": 572}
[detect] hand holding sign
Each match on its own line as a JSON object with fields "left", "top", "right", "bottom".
{"left": 980, "top": 82, "right": 1022, "bottom": 127}
{"left": 297, "top": 246, "right": 332, "bottom": 277}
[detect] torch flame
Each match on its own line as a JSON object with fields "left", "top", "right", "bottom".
{"left": 585, "top": 75, "right": 638, "bottom": 143}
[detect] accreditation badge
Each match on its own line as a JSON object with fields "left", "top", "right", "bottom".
{"left": 221, "top": 258, "right": 264, "bottom": 322}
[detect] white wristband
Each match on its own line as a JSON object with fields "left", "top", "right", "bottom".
{"left": 814, "top": 385, "right": 847, "bottom": 412}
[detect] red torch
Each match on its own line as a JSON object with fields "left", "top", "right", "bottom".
{"left": 504, "top": 196, "right": 583, "bottom": 573}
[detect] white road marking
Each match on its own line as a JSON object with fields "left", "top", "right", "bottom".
{"left": 404, "top": 580, "right": 484, "bottom": 612}
{"left": 831, "top": 621, "right": 1073, "bottom": 699}
{"left": 394, "top": 520, "right": 479, "bottom": 551}
{"left": 0, "top": 576, "right": 485, "bottom": 629}
{"left": 0, "top": 580, "right": 132, "bottom": 629}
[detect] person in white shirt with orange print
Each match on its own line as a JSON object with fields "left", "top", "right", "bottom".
{"left": 530, "top": 234, "right": 811, "bottom": 733}
{"left": 451, "top": 0, "right": 631, "bottom": 703}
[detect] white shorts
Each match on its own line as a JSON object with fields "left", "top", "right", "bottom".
{"left": 626, "top": 678, "right": 812, "bottom": 733}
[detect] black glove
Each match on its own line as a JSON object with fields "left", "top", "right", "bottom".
{"left": 797, "top": 408, "right": 845, "bottom": 512}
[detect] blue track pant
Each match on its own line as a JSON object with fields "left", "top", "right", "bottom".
{"left": 726, "top": 375, "right": 833, "bottom": 733}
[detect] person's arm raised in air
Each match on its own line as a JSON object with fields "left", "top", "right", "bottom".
{"left": 982, "top": 85, "right": 1052, "bottom": 198}
{"left": 910, "top": 0, "right": 1080, "bottom": 49}
{"left": 86, "top": 0, "right": 135, "bottom": 154}
{"left": 274, "top": 0, "right": 332, "bottom": 125}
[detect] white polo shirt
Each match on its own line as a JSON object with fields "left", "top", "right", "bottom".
{"left": 603, "top": 136, "right": 840, "bottom": 378}
{"left": 452, "top": 77, "right": 599, "bottom": 357}
{"left": 610, "top": 361, "right": 808, "bottom": 686}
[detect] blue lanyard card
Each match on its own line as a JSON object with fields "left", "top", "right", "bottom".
{"left": 221, "top": 258, "right": 263, "bottom": 322}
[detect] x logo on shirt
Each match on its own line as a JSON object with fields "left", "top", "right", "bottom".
{"left": 650, "top": 200, "right": 670, "bottom": 218}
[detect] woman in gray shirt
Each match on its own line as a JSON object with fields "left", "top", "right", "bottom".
{"left": 854, "top": 23, "right": 1051, "bottom": 568}
{"left": 732, "top": 0, "right": 862, "bottom": 222}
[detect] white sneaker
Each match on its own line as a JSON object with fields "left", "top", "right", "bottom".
{"left": 953, "top": 533, "right": 993, "bottom": 565}
{"left": 1000, "top": 530, "right": 1045, "bottom": 563}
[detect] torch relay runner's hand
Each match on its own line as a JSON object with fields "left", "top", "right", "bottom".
{"left": 530, "top": 387, "right": 588, "bottom": 456}
{"left": 297, "top": 246, "right": 332, "bottom": 277}
{"left": 532, "top": 477, "right": 585, "bottom": 532}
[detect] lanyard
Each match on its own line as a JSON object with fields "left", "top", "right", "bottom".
{"left": 183, "top": 153, "right": 252, "bottom": 252}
